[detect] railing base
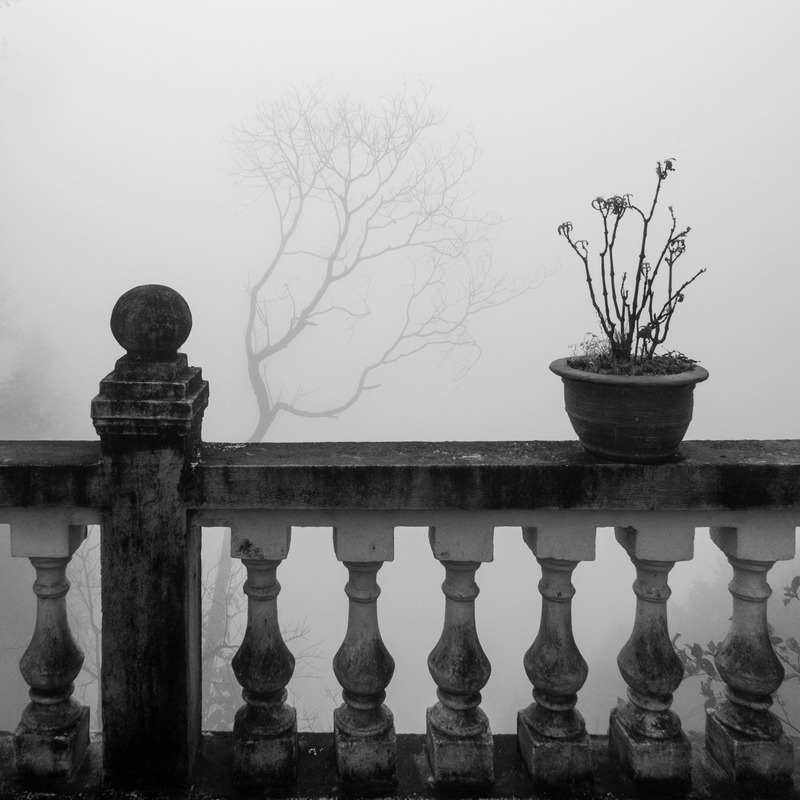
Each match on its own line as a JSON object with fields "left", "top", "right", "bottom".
{"left": 13, "top": 707, "right": 89, "bottom": 783}
{"left": 333, "top": 709, "right": 397, "bottom": 793}
{"left": 231, "top": 719, "right": 299, "bottom": 791}
{"left": 706, "top": 710, "right": 794, "bottom": 785}
{"left": 609, "top": 709, "right": 692, "bottom": 783}
{"left": 425, "top": 706, "right": 494, "bottom": 790}
{"left": 517, "top": 709, "right": 593, "bottom": 786}
{"left": 1, "top": 730, "right": 799, "bottom": 798}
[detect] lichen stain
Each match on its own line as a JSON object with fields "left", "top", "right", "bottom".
{"left": 236, "top": 537, "right": 264, "bottom": 559}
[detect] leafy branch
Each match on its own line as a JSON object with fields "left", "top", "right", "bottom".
{"left": 674, "top": 577, "right": 800, "bottom": 736}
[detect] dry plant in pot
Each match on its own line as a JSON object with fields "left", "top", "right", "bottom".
{"left": 551, "top": 158, "right": 708, "bottom": 463}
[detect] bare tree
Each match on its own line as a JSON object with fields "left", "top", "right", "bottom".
{"left": 232, "top": 84, "right": 527, "bottom": 441}
{"left": 198, "top": 89, "right": 534, "bottom": 721}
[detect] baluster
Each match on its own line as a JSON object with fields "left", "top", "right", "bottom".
{"left": 10, "top": 516, "right": 90, "bottom": 781}
{"left": 229, "top": 518, "right": 297, "bottom": 789}
{"left": 609, "top": 521, "right": 692, "bottom": 782}
{"left": 332, "top": 520, "right": 395, "bottom": 791}
{"left": 518, "top": 521, "right": 595, "bottom": 785}
{"left": 426, "top": 522, "right": 493, "bottom": 790}
{"left": 706, "top": 524, "right": 795, "bottom": 783}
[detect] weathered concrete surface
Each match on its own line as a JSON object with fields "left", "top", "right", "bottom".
{"left": 4, "top": 440, "right": 800, "bottom": 512}
{"left": 231, "top": 709, "right": 298, "bottom": 791}
{"left": 3, "top": 438, "right": 800, "bottom": 790}
{"left": 705, "top": 534, "right": 794, "bottom": 782}
{"left": 426, "top": 705, "right": 494, "bottom": 790}
{"left": 109, "top": 285, "right": 192, "bottom": 361}
{"left": 13, "top": 706, "right": 89, "bottom": 783}
{"left": 89, "top": 286, "right": 208, "bottom": 789}
{"left": 333, "top": 708, "right": 397, "bottom": 793}
{"left": 0, "top": 441, "right": 102, "bottom": 508}
{"left": 332, "top": 557, "right": 396, "bottom": 792}
{"left": 13, "top": 549, "right": 90, "bottom": 782}
{"left": 706, "top": 711, "right": 794, "bottom": 785}
{"left": 230, "top": 557, "right": 298, "bottom": 790}
{"left": 96, "top": 443, "right": 202, "bottom": 787}
{"left": 426, "top": 550, "right": 493, "bottom": 789}
{"left": 517, "top": 543, "right": 592, "bottom": 786}
{"left": 609, "top": 708, "right": 691, "bottom": 783}
{"left": 188, "top": 440, "right": 800, "bottom": 512}
{"left": 1, "top": 731, "right": 800, "bottom": 799}
{"left": 517, "top": 709, "right": 593, "bottom": 786}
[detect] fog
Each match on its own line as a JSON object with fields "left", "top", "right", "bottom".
{"left": 1, "top": 1, "right": 799, "bottom": 735}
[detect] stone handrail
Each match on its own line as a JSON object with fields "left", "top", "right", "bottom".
{"left": 0, "top": 285, "right": 798, "bottom": 795}
{"left": 4, "top": 438, "right": 800, "bottom": 510}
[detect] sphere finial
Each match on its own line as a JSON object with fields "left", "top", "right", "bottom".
{"left": 110, "top": 285, "right": 192, "bottom": 360}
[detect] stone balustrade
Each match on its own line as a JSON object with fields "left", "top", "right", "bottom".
{"left": 0, "top": 286, "right": 799, "bottom": 797}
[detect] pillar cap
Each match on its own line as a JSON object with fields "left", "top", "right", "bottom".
{"left": 110, "top": 285, "right": 192, "bottom": 361}
{"left": 92, "top": 285, "right": 208, "bottom": 440}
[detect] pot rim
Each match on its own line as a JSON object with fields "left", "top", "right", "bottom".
{"left": 549, "top": 357, "right": 709, "bottom": 387}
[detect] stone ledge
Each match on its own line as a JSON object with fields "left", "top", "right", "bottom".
{"left": 189, "top": 440, "right": 800, "bottom": 511}
{"left": 3, "top": 440, "right": 800, "bottom": 513}
{"left": 1, "top": 731, "right": 799, "bottom": 799}
{"left": 0, "top": 441, "right": 102, "bottom": 508}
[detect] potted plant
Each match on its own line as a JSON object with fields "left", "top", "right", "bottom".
{"left": 551, "top": 158, "right": 708, "bottom": 463}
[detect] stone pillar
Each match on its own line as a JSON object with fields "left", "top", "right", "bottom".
{"left": 229, "top": 515, "right": 298, "bottom": 790}
{"left": 332, "top": 519, "right": 396, "bottom": 792}
{"left": 609, "top": 520, "right": 693, "bottom": 782}
{"left": 426, "top": 522, "right": 493, "bottom": 790}
{"left": 706, "top": 524, "right": 796, "bottom": 783}
{"left": 10, "top": 515, "right": 89, "bottom": 782}
{"left": 517, "top": 519, "right": 595, "bottom": 785}
{"left": 91, "top": 285, "right": 208, "bottom": 786}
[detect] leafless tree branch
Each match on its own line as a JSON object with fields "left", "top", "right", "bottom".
{"left": 231, "top": 84, "right": 532, "bottom": 441}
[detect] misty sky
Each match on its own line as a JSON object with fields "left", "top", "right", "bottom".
{"left": 1, "top": 1, "right": 799, "bottom": 736}
{"left": 2, "top": 0, "right": 799, "bottom": 442}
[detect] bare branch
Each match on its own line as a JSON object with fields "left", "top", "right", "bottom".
{"left": 232, "top": 84, "right": 534, "bottom": 440}
{"left": 560, "top": 160, "right": 703, "bottom": 364}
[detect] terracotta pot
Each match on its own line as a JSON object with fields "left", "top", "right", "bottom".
{"left": 549, "top": 358, "right": 709, "bottom": 463}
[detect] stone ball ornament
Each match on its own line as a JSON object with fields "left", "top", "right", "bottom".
{"left": 110, "top": 284, "right": 192, "bottom": 360}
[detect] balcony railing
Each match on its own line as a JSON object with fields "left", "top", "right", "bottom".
{"left": 0, "top": 285, "right": 798, "bottom": 797}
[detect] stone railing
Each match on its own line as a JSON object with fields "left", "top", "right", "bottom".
{"left": 0, "top": 285, "right": 799, "bottom": 797}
